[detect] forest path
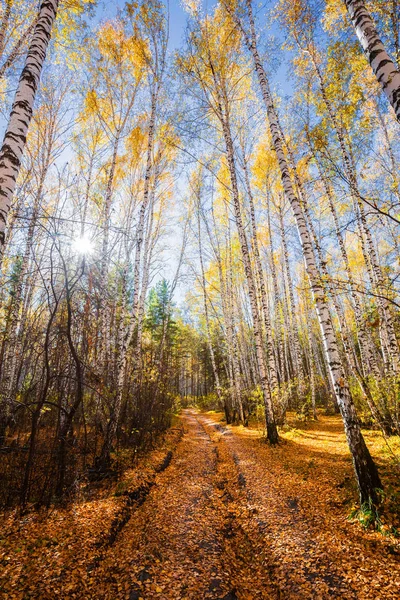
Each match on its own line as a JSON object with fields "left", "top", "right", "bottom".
{"left": 85, "top": 410, "right": 399, "bottom": 599}
{"left": 90, "top": 409, "right": 277, "bottom": 599}
{"left": 1, "top": 410, "right": 399, "bottom": 599}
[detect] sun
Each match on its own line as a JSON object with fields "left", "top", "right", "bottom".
{"left": 71, "top": 235, "right": 94, "bottom": 256}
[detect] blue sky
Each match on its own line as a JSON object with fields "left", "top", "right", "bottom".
{"left": 94, "top": 0, "right": 291, "bottom": 93}
{"left": 85, "top": 1, "right": 292, "bottom": 300}
{"left": 95, "top": 0, "right": 191, "bottom": 50}
{"left": 169, "top": 1, "right": 191, "bottom": 49}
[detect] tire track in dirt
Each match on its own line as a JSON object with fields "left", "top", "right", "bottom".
{"left": 84, "top": 448, "right": 176, "bottom": 576}
{"left": 87, "top": 409, "right": 266, "bottom": 599}
{"left": 198, "top": 414, "right": 362, "bottom": 599}
{"left": 196, "top": 416, "right": 280, "bottom": 599}
{"left": 11, "top": 410, "right": 395, "bottom": 599}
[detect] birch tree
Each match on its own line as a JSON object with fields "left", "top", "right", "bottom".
{"left": 344, "top": 0, "right": 400, "bottom": 121}
{"left": 0, "top": 0, "right": 60, "bottom": 262}
{"left": 227, "top": 0, "right": 382, "bottom": 502}
{"left": 177, "top": 8, "right": 279, "bottom": 442}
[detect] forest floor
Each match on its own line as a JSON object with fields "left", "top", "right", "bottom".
{"left": 1, "top": 409, "right": 400, "bottom": 599}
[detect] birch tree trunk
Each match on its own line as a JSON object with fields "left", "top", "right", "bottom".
{"left": 216, "top": 93, "right": 278, "bottom": 443}
{"left": 0, "top": 0, "right": 59, "bottom": 262}
{"left": 133, "top": 190, "right": 161, "bottom": 402}
{"left": 344, "top": 0, "right": 400, "bottom": 121}
{"left": 278, "top": 203, "right": 303, "bottom": 391}
{"left": 266, "top": 191, "right": 285, "bottom": 384}
{"left": 304, "top": 297, "right": 317, "bottom": 420}
{"left": 97, "top": 133, "right": 120, "bottom": 380}
{"left": 0, "top": 0, "right": 12, "bottom": 60}
{"left": 308, "top": 50, "right": 399, "bottom": 374}
{"left": 196, "top": 188, "right": 229, "bottom": 419}
{"left": 242, "top": 0, "right": 382, "bottom": 503}
{"left": 241, "top": 144, "right": 279, "bottom": 398}
{"left": 98, "top": 92, "right": 158, "bottom": 466}
{"left": 210, "top": 204, "right": 242, "bottom": 421}
{"left": 391, "top": 0, "right": 400, "bottom": 68}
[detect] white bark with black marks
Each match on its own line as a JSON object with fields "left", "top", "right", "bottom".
{"left": 220, "top": 107, "right": 278, "bottom": 442}
{"left": 243, "top": 0, "right": 381, "bottom": 503}
{"left": 0, "top": 0, "right": 59, "bottom": 262}
{"left": 344, "top": 0, "right": 400, "bottom": 121}
{"left": 241, "top": 145, "right": 279, "bottom": 397}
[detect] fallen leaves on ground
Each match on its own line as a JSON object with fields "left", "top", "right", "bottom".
{"left": 1, "top": 411, "right": 399, "bottom": 599}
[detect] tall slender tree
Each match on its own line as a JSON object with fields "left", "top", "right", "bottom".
{"left": 227, "top": 0, "right": 382, "bottom": 502}
{"left": 344, "top": 0, "right": 400, "bottom": 121}
{"left": 0, "top": 0, "right": 59, "bottom": 262}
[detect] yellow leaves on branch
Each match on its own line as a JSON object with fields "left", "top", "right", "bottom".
{"left": 126, "top": 120, "right": 147, "bottom": 164}
{"left": 321, "top": 0, "right": 347, "bottom": 32}
{"left": 274, "top": 0, "right": 316, "bottom": 45}
{"left": 97, "top": 21, "right": 149, "bottom": 72}
{"left": 252, "top": 136, "right": 282, "bottom": 194}
{"left": 296, "top": 155, "right": 311, "bottom": 185}
{"left": 54, "top": 0, "right": 95, "bottom": 65}
{"left": 308, "top": 124, "right": 327, "bottom": 154}
{"left": 84, "top": 89, "right": 99, "bottom": 117}
{"left": 158, "top": 122, "right": 180, "bottom": 162}
{"left": 61, "top": 0, "right": 93, "bottom": 15}
{"left": 177, "top": 4, "right": 244, "bottom": 92}
{"left": 127, "top": 1, "right": 165, "bottom": 31}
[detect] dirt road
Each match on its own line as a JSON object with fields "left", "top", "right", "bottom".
{"left": 87, "top": 410, "right": 400, "bottom": 599}
{"left": 1, "top": 410, "right": 399, "bottom": 599}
